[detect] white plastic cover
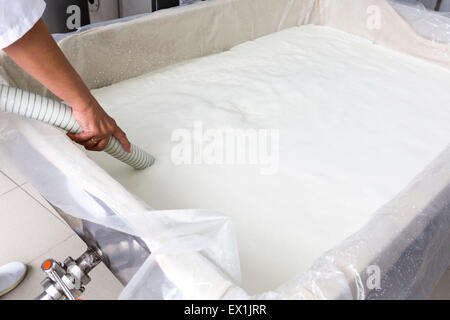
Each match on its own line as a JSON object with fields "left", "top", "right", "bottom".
{"left": 389, "top": 0, "right": 450, "bottom": 42}
{"left": 0, "top": 0, "right": 449, "bottom": 299}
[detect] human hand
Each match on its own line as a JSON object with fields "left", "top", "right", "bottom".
{"left": 67, "top": 97, "right": 131, "bottom": 153}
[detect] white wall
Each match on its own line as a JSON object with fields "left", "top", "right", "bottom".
{"left": 89, "top": 0, "right": 206, "bottom": 23}
{"left": 88, "top": 0, "right": 153, "bottom": 23}
{"left": 119, "top": 0, "right": 152, "bottom": 17}
{"left": 88, "top": 0, "right": 120, "bottom": 23}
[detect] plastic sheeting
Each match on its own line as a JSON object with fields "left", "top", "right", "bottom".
{"left": 0, "top": 116, "right": 240, "bottom": 299}
{"left": 3, "top": 0, "right": 450, "bottom": 95}
{"left": 0, "top": 0, "right": 449, "bottom": 299}
{"left": 390, "top": 0, "right": 450, "bottom": 42}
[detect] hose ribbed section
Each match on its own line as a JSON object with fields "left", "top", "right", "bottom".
{"left": 0, "top": 84, "right": 154, "bottom": 170}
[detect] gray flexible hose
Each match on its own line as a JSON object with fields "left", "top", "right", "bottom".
{"left": 0, "top": 84, "right": 154, "bottom": 170}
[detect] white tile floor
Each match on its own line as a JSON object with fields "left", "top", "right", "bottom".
{"left": 0, "top": 161, "right": 123, "bottom": 300}
{"left": 0, "top": 158, "right": 448, "bottom": 300}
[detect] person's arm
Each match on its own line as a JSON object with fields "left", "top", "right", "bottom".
{"left": 3, "top": 19, "right": 131, "bottom": 152}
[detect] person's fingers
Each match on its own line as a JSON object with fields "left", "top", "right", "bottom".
{"left": 86, "top": 137, "right": 110, "bottom": 151}
{"left": 114, "top": 126, "right": 131, "bottom": 153}
{"left": 83, "top": 137, "right": 102, "bottom": 149}
{"left": 67, "top": 132, "right": 82, "bottom": 142}
{"left": 67, "top": 131, "right": 107, "bottom": 151}
{"left": 67, "top": 131, "right": 95, "bottom": 143}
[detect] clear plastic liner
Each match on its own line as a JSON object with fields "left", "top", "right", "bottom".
{"left": 0, "top": 0, "right": 449, "bottom": 300}
{"left": 0, "top": 116, "right": 241, "bottom": 299}
{"left": 1, "top": 110, "right": 448, "bottom": 300}
{"left": 390, "top": 0, "right": 450, "bottom": 43}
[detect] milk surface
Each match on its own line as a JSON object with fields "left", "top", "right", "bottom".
{"left": 90, "top": 25, "right": 450, "bottom": 294}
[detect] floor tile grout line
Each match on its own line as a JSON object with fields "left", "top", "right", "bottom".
{"left": 18, "top": 184, "right": 68, "bottom": 224}
{"left": 26, "top": 233, "right": 78, "bottom": 265}
{"left": 0, "top": 169, "right": 24, "bottom": 187}
{"left": 0, "top": 169, "right": 22, "bottom": 193}
{"left": 0, "top": 185, "right": 19, "bottom": 197}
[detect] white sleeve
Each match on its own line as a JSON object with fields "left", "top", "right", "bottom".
{"left": 0, "top": 0, "right": 46, "bottom": 49}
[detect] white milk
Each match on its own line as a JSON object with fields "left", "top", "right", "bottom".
{"left": 89, "top": 25, "right": 450, "bottom": 294}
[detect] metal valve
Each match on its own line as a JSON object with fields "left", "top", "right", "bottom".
{"left": 35, "top": 248, "right": 102, "bottom": 300}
